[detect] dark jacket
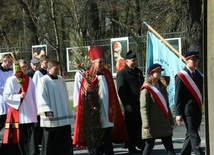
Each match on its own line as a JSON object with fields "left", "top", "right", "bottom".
{"left": 174, "top": 66, "right": 203, "bottom": 117}
{"left": 116, "top": 64, "right": 144, "bottom": 113}
{"left": 26, "top": 68, "right": 35, "bottom": 78}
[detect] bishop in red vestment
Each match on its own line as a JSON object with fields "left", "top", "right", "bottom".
{"left": 73, "top": 46, "right": 128, "bottom": 154}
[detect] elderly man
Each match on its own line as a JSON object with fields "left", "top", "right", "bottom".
{"left": 73, "top": 46, "right": 128, "bottom": 155}
{"left": 26, "top": 58, "right": 40, "bottom": 78}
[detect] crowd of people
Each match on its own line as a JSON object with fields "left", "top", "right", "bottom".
{"left": 0, "top": 47, "right": 205, "bottom": 155}
{"left": 0, "top": 54, "right": 74, "bottom": 155}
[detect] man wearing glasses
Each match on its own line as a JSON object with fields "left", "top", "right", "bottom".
{"left": 0, "top": 54, "right": 14, "bottom": 132}
{"left": 116, "top": 50, "right": 145, "bottom": 153}
{"left": 2, "top": 59, "right": 37, "bottom": 155}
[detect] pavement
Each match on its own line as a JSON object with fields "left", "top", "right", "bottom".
{"left": 0, "top": 115, "right": 206, "bottom": 155}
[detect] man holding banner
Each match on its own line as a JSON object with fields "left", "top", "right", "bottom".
{"left": 175, "top": 50, "right": 205, "bottom": 155}
{"left": 143, "top": 22, "right": 204, "bottom": 154}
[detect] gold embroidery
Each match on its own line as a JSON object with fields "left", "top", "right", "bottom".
{"left": 5, "top": 123, "right": 10, "bottom": 129}
{"left": 12, "top": 123, "right": 19, "bottom": 128}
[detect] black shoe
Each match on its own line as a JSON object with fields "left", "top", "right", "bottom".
{"left": 128, "top": 148, "right": 142, "bottom": 154}
{"left": 137, "top": 140, "right": 145, "bottom": 151}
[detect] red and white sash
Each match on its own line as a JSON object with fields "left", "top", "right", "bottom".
{"left": 177, "top": 70, "right": 202, "bottom": 111}
{"left": 3, "top": 75, "right": 29, "bottom": 144}
{"left": 142, "top": 84, "right": 170, "bottom": 121}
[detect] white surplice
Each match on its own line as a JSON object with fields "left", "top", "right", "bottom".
{"left": 0, "top": 69, "right": 13, "bottom": 115}
{"left": 98, "top": 75, "right": 113, "bottom": 128}
{"left": 73, "top": 71, "right": 83, "bottom": 107}
{"left": 3, "top": 76, "right": 37, "bottom": 124}
{"left": 36, "top": 75, "right": 73, "bottom": 128}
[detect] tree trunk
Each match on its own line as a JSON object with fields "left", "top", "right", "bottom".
{"left": 181, "top": 0, "right": 203, "bottom": 69}
{"left": 88, "top": 1, "right": 100, "bottom": 40}
{"left": 17, "top": 0, "right": 39, "bottom": 45}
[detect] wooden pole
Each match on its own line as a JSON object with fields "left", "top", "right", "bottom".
{"left": 143, "top": 21, "right": 187, "bottom": 63}
{"left": 206, "top": 0, "right": 214, "bottom": 154}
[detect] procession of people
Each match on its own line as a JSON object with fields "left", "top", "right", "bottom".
{"left": 0, "top": 46, "right": 205, "bottom": 155}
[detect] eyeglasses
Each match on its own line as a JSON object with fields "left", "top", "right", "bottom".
{"left": 4, "top": 59, "right": 13, "bottom": 64}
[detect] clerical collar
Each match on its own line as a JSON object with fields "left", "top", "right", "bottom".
{"left": 39, "top": 67, "right": 48, "bottom": 75}
{"left": 0, "top": 65, "right": 10, "bottom": 72}
{"left": 47, "top": 73, "right": 58, "bottom": 79}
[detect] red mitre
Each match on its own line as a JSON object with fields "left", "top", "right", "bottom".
{"left": 113, "top": 41, "right": 122, "bottom": 52}
{"left": 88, "top": 46, "right": 104, "bottom": 60}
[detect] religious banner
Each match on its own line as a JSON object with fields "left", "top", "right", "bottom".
{"left": 147, "top": 31, "right": 185, "bottom": 109}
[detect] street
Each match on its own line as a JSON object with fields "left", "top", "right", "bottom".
{"left": 72, "top": 115, "right": 206, "bottom": 154}
{"left": 0, "top": 115, "right": 206, "bottom": 155}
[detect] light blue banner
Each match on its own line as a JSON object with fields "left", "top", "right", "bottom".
{"left": 147, "top": 31, "right": 185, "bottom": 109}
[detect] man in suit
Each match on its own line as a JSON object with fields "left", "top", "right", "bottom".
{"left": 116, "top": 50, "right": 145, "bottom": 153}
{"left": 175, "top": 50, "right": 205, "bottom": 155}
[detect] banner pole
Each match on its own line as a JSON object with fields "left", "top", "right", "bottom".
{"left": 143, "top": 21, "right": 186, "bottom": 63}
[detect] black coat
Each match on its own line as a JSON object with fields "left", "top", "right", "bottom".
{"left": 26, "top": 68, "right": 35, "bottom": 78}
{"left": 174, "top": 66, "right": 203, "bottom": 117}
{"left": 116, "top": 64, "right": 145, "bottom": 147}
{"left": 116, "top": 64, "right": 144, "bottom": 113}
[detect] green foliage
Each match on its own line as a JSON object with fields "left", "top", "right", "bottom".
{"left": 69, "top": 102, "right": 76, "bottom": 111}
{"left": 82, "top": 82, "right": 105, "bottom": 155}
{"left": 0, "top": 0, "right": 203, "bottom": 70}
{"left": 70, "top": 47, "right": 91, "bottom": 70}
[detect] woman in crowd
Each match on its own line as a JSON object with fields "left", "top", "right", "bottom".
{"left": 140, "top": 63, "right": 176, "bottom": 155}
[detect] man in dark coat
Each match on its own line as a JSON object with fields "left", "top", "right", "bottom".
{"left": 175, "top": 50, "right": 205, "bottom": 155}
{"left": 116, "top": 50, "right": 145, "bottom": 153}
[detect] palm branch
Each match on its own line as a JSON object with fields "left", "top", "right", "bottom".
{"left": 81, "top": 66, "right": 105, "bottom": 155}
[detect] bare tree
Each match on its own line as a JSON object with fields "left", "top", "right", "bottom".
{"left": 0, "top": 0, "right": 203, "bottom": 70}
{"left": 17, "top": 0, "right": 40, "bottom": 45}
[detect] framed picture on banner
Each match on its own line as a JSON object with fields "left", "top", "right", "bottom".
{"left": 110, "top": 37, "right": 129, "bottom": 77}
{"left": 32, "top": 45, "right": 47, "bottom": 58}
{"left": 166, "top": 38, "right": 182, "bottom": 54}
{"left": 66, "top": 46, "right": 90, "bottom": 72}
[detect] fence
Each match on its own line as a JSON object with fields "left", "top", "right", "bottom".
{"left": 0, "top": 31, "right": 187, "bottom": 79}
